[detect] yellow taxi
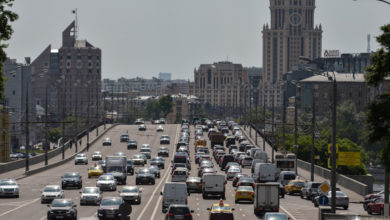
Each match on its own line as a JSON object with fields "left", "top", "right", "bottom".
{"left": 235, "top": 186, "right": 254, "bottom": 203}
{"left": 88, "top": 164, "right": 103, "bottom": 178}
{"left": 284, "top": 179, "right": 305, "bottom": 195}
{"left": 207, "top": 200, "right": 235, "bottom": 220}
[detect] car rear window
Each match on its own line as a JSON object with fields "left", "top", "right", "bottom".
{"left": 169, "top": 207, "right": 189, "bottom": 214}
{"left": 174, "top": 171, "right": 187, "bottom": 175}
{"left": 311, "top": 183, "right": 321, "bottom": 188}
{"left": 294, "top": 182, "right": 305, "bottom": 187}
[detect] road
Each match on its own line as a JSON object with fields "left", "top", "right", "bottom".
{"left": 0, "top": 123, "right": 369, "bottom": 220}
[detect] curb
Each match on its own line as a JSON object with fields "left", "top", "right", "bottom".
{"left": 15, "top": 124, "right": 118, "bottom": 180}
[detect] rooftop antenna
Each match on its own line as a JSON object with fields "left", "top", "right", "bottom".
{"left": 72, "top": 8, "right": 79, "bottom": 39}
{"left": 367, "top": 34, "right": 371, "bottom": 53}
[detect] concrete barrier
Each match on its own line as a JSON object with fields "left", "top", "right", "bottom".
{"left": 0, "top": 124, "right": 116, "bottom": 177}
{"left": 23, "top": 124, "right": 118, "bottom": 178}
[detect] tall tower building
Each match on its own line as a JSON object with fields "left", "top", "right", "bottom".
{"left": 261, "top": 0, "right": 322, "bottom": 107}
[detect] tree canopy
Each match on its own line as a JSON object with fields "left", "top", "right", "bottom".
{"left": 0, "top": 0, "right": 18, "bottom": 98}
{"left": 365, "top": 24, "right": 390, "bottom": 170}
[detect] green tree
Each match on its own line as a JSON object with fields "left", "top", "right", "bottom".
{"left": 0, "top": 0, "right": 18, "bottom": 98}
{"left": 365, "top": 24, "right": 390, "bottom": 170}
{"left": 48, "top": 127, "right": 62, "bottom": 143}
{"left": 159, "top": 95, "right": 173, "bottom": 117}
{"left": 146, "top": 100, "right": 160, "bottom": 120}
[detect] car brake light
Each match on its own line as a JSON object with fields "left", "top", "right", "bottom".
{"left": 185, "top": 214, "right": 192, "bottom": 217}
{"left": 252, "top": 183, "right": 255, "bottom": 187}
{"left": 185, "top": 198, "right": 188, "bottom": 204}
{"left": 238, "top": 183, "right": 241, "bottom": 186}
{"left": 166, "top": 213, "right": 174, "bottom": 216}
{"left": 250, "top": 192, "right": 254, "bottom": 196}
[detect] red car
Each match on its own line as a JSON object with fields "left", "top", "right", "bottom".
{"left": 367, "top": 197, "right": 390, "bottom": 215}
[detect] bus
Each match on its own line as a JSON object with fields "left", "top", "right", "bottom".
{"left": 274, "top": 153, "right": 296, "bottom": 173}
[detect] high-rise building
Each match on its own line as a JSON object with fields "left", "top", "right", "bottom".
{"left": 159, "top": 72, "right": 172, "bottom": 81}
{"left": 261, "top": 0, "right": 322, "bottom": 107}
{"left": 31, "top": 21, "right": 102, "bottom": 132}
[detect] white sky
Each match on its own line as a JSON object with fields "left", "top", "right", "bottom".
{"left": 5, "top": 0, "right": 390, "bottom": 80}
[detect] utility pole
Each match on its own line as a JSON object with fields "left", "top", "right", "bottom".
{"left": 249, "top": 86, "right": 252, "bottom": 137}
{"left": 44, "top": 84, "right": 48, "bottom": 166}
{"left": 263, "top": 94, "right": 266, "bottom": 152}
{"left": 25, "top": 84, "right": 30, "bottom": 172}
{"left": 87, "top": 88, "right": 90, "bottom": 152}
{"left": 96, "top": 87, "right": 99, "bottom": 137}
{"left": 74, "top": 86, "right": 78, "bottom": 153}
{"left": 331, "top": 77, "right": 337, "bottom": 213}
{"left": 255, "top": 89, "right": 258, "bottom": 144}
{"left": 282, "top": 83, "right": 286, "bottom": 151}
{"left": 61, "top": 89, "right": 65, "bottom": 160}
{"left": 294, "top": 94, "right": 298, "bottom": 175}
{"left": 271, "top": 90, "right": 275, "bottom": 163}
{"left": 103, "top": 92, "right": 106, "bottom": 129}
{"left": 111, "top": 85, "right": 114, "bottom": 124}
{"left": 311, "top": 92, "right": 316, "bottom": 181}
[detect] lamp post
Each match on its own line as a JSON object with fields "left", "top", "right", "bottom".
{"left": 263, "top": 88, "right": 266, "bottom": 151}
{"left": 300, "top": 56, "right": 337, "bottom": 213}
{"left": 25, "top": 82, "right": 30, "bottom": 172}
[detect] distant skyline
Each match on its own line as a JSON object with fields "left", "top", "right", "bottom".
{"left": 5, "top": 0, "right": 390, "bottom": 80}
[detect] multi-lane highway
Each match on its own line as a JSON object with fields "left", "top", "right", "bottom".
{"left": 0, "top": 123, "right": 368, "bottom": 220}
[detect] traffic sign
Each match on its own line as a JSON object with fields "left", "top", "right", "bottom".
{"left": 337, "top": 152, "right": 361, "bottom": 166}
{"left": 318, "top": 182, "right": 330, "bottom": 194}
{"left": 327, "top": 158, "right": 338, "bottom": 169}
{"left": 328, "top": 144, "right": 338, "bottom": 154}
{"left": 318, "top": 195, "right": 329, "bottom": 206}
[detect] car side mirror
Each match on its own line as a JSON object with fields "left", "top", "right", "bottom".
{"left": 79, "top": 192, "right": 82, "bottom": 194}
{"left": 73, "top": 205, "right": 77, "bottom": 208}
{"left": 47, "top": 205, "right": 50, "bottom": 208}
{"left": 100, "top": 192, "right": 103, "bottom": 194}
{"left": 207, "top": 208, "right": 210, "bottom": 210}
{"left": 190, "top": 210, "right": 194, "bottom": 213}
{"left": 118, "top": 191, "right": 121, "bottom": 193}
{"left": 160, "top": 192, "right": 163, "bottom": 195}
{"left": 232, "top": 208, "right": 235, "bottom": 211}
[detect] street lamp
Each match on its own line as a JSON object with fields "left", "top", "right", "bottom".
{"left": 300, "top": 56, "right": 337, "bottom": 214}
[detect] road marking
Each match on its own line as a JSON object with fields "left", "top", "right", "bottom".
{"left": 280, "top": 205, "right": 297, "bottom": 220}
{"left": 138, "top": 125, "right": 179, "bottom": 220}
{"left": 0, "top": 197, "right": 40, "bottom": 217}
{"left": 39, "top": 216, "right": 46, "bottom": 220}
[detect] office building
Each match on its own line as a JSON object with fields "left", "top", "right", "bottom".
{"left": 159, "top": 72, "right": 172, "bottom": 81}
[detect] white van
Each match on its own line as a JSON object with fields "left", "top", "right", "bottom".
{"left": 278, "top": 171, "right": 297, "bottom": 186}
{"left": 160, "top": 182, "right": 188, "bottom": 211}
{"left": 251, "top": 159, "right": 267, "bottom": 173}
{"left": 250, "top": 148, "right": 263, "bottom": 158}
{"left": 252, "top": 163, "right": 278, "bottom": 183}
{"left": 202, "top": 173, "right": 226, "bottom": 199}
{"left": 253, "top": 151, "right": 268, "bottom": 162}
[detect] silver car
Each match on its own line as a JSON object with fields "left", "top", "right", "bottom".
{"left": 74, "top": 153, "right": 88, "bottom": 165}
{"left": 96, "top": 174, "right": 117, "bottom": 191}
{"left": 92, "top": 151, "right": 102, "bottom": 161}
{"left": 119, "top": 186, "right": 142, "bottom": 204}
{"left": 0, "top": 179, "right": 19, "bottom": 198}
{"left": 314, "top": 191, "right": 349, "bottom": 210}
{"left": 226, "top": 167, "right": 241, "bottom": 180}
{"left": 41, "top": 185, "right": 64, "bottom": 203}
{"left": 140, "top": 148, "right": 151, "bottom": 159}
{"left": 80, "top": 187, "right": 101, "bottom": 205}
{"left": 156, "top": 125, "right": 164, "bottom": 132}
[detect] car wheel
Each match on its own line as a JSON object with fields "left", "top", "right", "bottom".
{"left": 344, "top": 206, "right": 348, "bottom": 210}
{"left": 136, "top": 180, "right": 139, "bottom": 185}
{"left": 281, "top": 194, "right": 285, "bottom": 198}
{"left": 235, "top": 200, "right": 238, "bottom": 204}
{"left": 300, "top": 193, "right": 303, "bottom": 199}
{"left": 202, "top": 193, "right": 206, "bottom": 199}
{"left": 151, "top": 180, "right": 155, "bottom": 185}
{"left": 222, "top": 193, "right": 226, "bottom": 200}
{"left": 367, "top": 207, "right": 372, "bottom": 215}
{"left": 138, "top": 199, "right": 141, "bottom": 204}
{"left": 314, "top": 201, "right": 319, "bottom": 207}
{"left": 381, "top": 208, "right": 384, "bottom": 215}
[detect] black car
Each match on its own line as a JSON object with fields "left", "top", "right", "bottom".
{"left": 236, "top": 177, "right": 256, "bottom": 189}
{"left": 232, "top": 173, "right": 250, "bottom": 187}
{"left": 135, "top": 168, "right": 155, "bottom": 185}
{"left": 98, "top": 197, "right": 128, "bottom": 220}
{"left": 158, "top": 147, "right": 169, "bottom": 157}
{"left": 61, "top": 172, "right": 82, "bottom": 189}
{"left": 165, "top": 204, "right": 194, "bottom": 220}
{"left": 127, "top": 160, "right": 134, "bottom": 175}
{"left": 127, "top": 140, "right": 137, "bottom": 149}
{"left": 120, "top": 134, "right": 129, "bottom": 142}
{"left": 47, "top": 199, "right": 77, "bottom": 220}
{"left": 150, "top": 157, "right": 165, "bottom": 169}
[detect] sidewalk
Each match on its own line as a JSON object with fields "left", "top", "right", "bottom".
{"left": 0, "top": 124, "right": 113, "bottom": 180}
{"left": 241, "top": 126, "right": 364, "bottom": 203}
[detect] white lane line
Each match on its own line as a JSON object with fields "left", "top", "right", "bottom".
{"left": 39, "top": 216, "right": 46, "bottom": 220}
{"left": 0, "top": 197, "right": 40, "bottom": 217}
{"left": 138, "top": 124, "right": 179, "bottom": 220}
{"left": 280, "top": 205, "right": 297, "bottom": 220}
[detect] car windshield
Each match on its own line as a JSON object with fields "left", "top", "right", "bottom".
{"left": 284, "top": 174, "right": 296, "bottom": 180}
{"left": 187, "top": 177, "right": 200, "bottom": 182}
{"left": 122, "top": 187, "right": 138, "bottom": 193}
{"left": 44, "top": 187, "right": 60, "bottom": 192}
{"left": 169, "top": 206, "right": 190, "bottom": 214}
{"left": 140, "top": 149, "right": 150, "bottom": 153}
{"left": 93, "top": 152, "right": 101, "bottom": 155}
{"left": 238, "top": 186, "right": 253, "bottom": 191}
{"left": 228, "top": 168, "right": 240, "bottom": 172}
{"left": 98, "top": 175, "right": 114, "bottom": 181}
{"left": 64, "top": 173, "right": 79, "bottom": 178}
{"left": 51, "top": 200, "right": 72, "bottom": 207}
{"left": 174, "top": 171, "right": 187, "bottom": 175}
{"left": 133, "top": 155, "right": 142, "bottom": 159}
{"left": 76, "top": 154, "right": 86, "bottom": 157}
{"left": 89, "top": 166, "right": 101, "bottom": 171}
{"left": 311, "top": 183, "right": 321, "bottom": 188}
{"left": 101, "top": 198, "right": 122, "bottom": 206}
{"left": 293, "top": 182, "right": 305, "bottom": 187}
{"left": 336, "top": 191, "right": 346, "bottom": 197}
{"left": 83, "top": 188, "right": 99, "bottom": 194}
{"left": 0, "top": 181, "right": 16, "bottom": 186}
{"left": 127, "top": 161, "right": 133, "bottom": 165}
{"left": 138, "top": 169, "right": 150, "bottom": 174}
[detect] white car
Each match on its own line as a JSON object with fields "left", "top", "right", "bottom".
{"left": 119, "top": 186, "right": 142, "bottom": 204}
{"left": 92, "top": 151, "right": 103, "bottom": 161}
{"left": 80, "top": 187, "right": 102, "bottom": 205}
{"left": 156, "top": 125, "right": 164, "bottom": 132}
{"left": 141, "top": 144, "right": 150, "bottom": 149}
{"left": 96, "top": 174, "right": 117, "bottom": 191}
{"left": 41, "top": 185, "right": 64, "bottom": 203}
{"left": 0, "top": 179, "right": 19, "bottom": 198}
{"left": 74, "top": 153, "right": 88, "bottom": 165}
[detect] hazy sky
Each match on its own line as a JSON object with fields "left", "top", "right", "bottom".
{"left": 6, "top": 0, "right": 390, "bottom": 80}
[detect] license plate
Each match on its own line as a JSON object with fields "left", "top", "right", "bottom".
{"left": 106, "top": 214, "right": 114, "bottom": 218}
{"left": 241, "top": 192, "right": 248, "bottom": 196}
{"left": 56, "top": 216, "right": 64, "bottom": 219}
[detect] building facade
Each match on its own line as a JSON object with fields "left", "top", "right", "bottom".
{"left": 246, "top": 67, "right": 262, "bottom": 107}
{"left": 159, "top": 72, "right": 172, "bottom": 81}
{"left": 191, "top": 61, "right": 249, "bottom": 116}
{"left": 31, "top": 21, "right": 102, "bottom": 138}
{"left": 262, "top": 0, "right": 322, "bottom": 107}
{"left": 316, "top": 52, "right": 371, "bottom": 74}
